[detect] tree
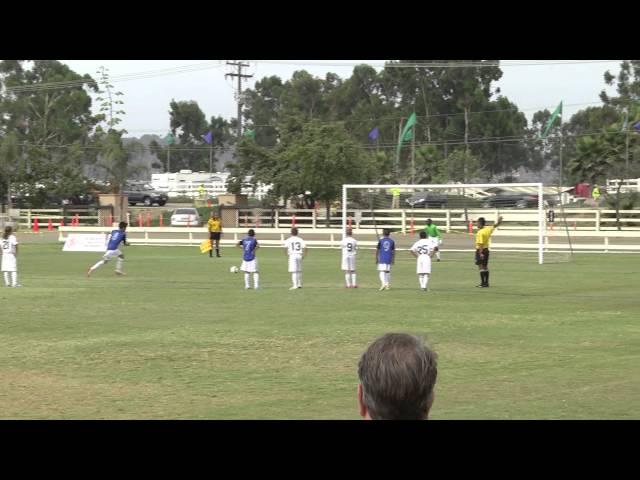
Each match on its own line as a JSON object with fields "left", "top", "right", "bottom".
{"left": 0, "top": 60, "right": 100, "bottom": 206}
{"left": 0, "top": 132, "right": 19, "bottom": 210}
{"left": 275, "top": 121, "right": 370, "bottom": 224}
{"left": 168, "top": 99, "right": 210, "bottom": 171}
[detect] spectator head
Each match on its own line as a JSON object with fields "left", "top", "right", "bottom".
{"left": 357, "top": 333, "right": 438, "bottom": 420}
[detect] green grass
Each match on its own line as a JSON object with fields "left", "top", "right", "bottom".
{"left": 1, "top": 244, "right": 639, "bottom": 419}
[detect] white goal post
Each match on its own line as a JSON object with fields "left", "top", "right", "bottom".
{"left": 342, "top": 183, "right": 546, "bottom": 265}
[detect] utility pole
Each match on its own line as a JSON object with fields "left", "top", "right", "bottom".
{"left": 225, "top": 61, "right": 253, "bottom": 139}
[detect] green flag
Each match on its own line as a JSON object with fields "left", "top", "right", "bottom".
{"left": 396, "top": 113, "right": 417, "bottom": 155}
{"left": 244, "top": 129, "right": 256, "bottom": 138}
{"left": 164, "top": 133, "right": 174, "bottom": 145}
{"left": 541, "top": 101, "right": 562, "bottom": 139}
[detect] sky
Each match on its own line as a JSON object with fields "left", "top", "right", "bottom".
{"left": 60, "top": 60, "right": 622, "bottom": 137}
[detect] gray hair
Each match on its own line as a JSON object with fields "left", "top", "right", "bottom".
{"left": 358, "top": 333, "right": 438, "bottom": 420}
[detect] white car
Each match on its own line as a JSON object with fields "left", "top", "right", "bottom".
{"left": 170, "top": 208, "right": 201, "bottom": 227}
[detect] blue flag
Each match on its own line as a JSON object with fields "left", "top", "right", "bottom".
{"left": 368, "top": 127, "right": 380, "bottom": 142}
{"left": 202, "top": 131, "right": 213, "bottom": 144}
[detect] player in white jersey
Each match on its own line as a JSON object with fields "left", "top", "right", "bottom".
{"left": 341, "top": 227, "right": 358, "bottom": 288}
{"left": 1, "top": 226, "right": 21, "bottom": 287}
{"left": 284, "top": 227, "right": 307, "bottom": 290}
{"left": 410, "top": 231, "right": 435, "bottom": 291}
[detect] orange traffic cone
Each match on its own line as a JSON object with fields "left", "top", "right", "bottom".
{"left": 33, "top": 217, "right": 39, "bottom": 232}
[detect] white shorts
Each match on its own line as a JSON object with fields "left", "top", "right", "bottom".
{"left": 241, "top": 259, "right": 258, "bottom": 273}
{"left": 288, "top": 255, "right": 303, "bottom": 273}
{"left": 429, "top": 238, "right": 442, "bottom": 249}
{"left": 341, "top": 256, "right": 356, "bottom": 271}
{"left": 1, "top": 254, "right": 17, "bottom": 272}
{"left": 377, "top": 263, "right": 392, "bottom": 272}
{"left": 416, "top": 256, "right": 432, "bottom": 274}
{"left": 102, "top": 249, "right": 122, "bottom": 260}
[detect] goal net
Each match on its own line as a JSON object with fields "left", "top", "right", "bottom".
{"left": 342, "top": 183, "right": 573, "bottom": 265}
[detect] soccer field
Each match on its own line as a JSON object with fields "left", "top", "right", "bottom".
{"left": 1, "top": 242, "right": 639, "bottom": 419}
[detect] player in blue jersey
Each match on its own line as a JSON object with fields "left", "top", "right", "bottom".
{"left": 376, "top": 229, "right": 395, "bottom": 291}
{"left": 238, "top": 229, "right": 259, "bottom": 289}
{"left": 87, "top": 222, "right": 130, "bottom": 277}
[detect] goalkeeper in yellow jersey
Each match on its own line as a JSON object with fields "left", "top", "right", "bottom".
{"left": 475, "top": 216, "right": 502, "bottom": 288}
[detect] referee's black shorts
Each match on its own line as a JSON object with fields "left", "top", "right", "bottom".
{"left": 210, "top": 232, "right": 221, "bottom": 241}
{"left": 475, "top": 248, "right": 490, "bottom": 267}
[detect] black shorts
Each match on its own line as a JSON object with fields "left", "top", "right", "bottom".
{"left": 210, "top": 232, "right": 221, "bottom": 241}
{"left": 475, "top": 248, "right": 490, "bottom": 267}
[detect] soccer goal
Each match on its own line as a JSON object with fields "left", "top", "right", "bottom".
{"left": 342, "top": 183, "right": 572, "bottom": 265}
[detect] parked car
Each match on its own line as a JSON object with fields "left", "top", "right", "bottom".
{"left": 405, "top": 192, "right": 448, "bottom": 208}
{"left": 481, "top": 192, "right": 556, "bottom": 209}
{"left": 170, "top": 208, "right": 201, "bottom": 226}
{"left": 124, "top": 183, "right": 168, "bottom": 207}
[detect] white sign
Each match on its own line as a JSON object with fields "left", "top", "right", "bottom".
{"left": 63, "top": 234, "right": 108, "bottom": 252}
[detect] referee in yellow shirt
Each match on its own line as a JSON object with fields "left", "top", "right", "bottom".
{"left": 207, "top": 211, "right": 222, "bottom": 258}
{"left": 475, "top": 216, "right": 503, "bottom": 288}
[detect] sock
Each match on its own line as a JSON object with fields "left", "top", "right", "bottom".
{"left": 418, "top": 275, "right": 424, "bottom": 289}
{"left": 291, "top": 273, "right": 297, "bottom": 287}
{"left": 209, "top": 249, "right": 213, "bottom": 257}
{"left": 297, "top": 272, "right": 302, "bottom": 287}
{"left": 485, "top": 270, "right": 490, "bottom": 286}
{"left": 11, "top": 271, "right": 18, "bottom": 287}
{"left": 479, "top": 271, "right": 485, "bottom": 285}
{"left": 216, "top": 248, "right": 220, "bottom": 257}
{"left": 345, "top": 273, "right": 351, "bottom": 287}
{"left": 379, "top": 271, "right": 386, "bottom": 286}
{"left": 424, "top": 274, "right": 430, "bottom": 289}
{"left": 116, "top": 258, "right": 124, "bottom": 272}
{"left": 90, "top": 260, "right": 105, "bottom": 272}
{"left": 244, "top": 273, "right": 251, "bottom": 288}
{"left": 352, "top": 273, "right": 357, "bottom": 286}
{"left": 385, "top": 272, "right": 391, "bottom": 286}
{"left": 436, "top": 250, "right": 441, "bottom": 260}
{"left": 253, "top": 273, "right": 259, "bottom": 289}
{"left": 3, "top": 272, "right": 10, "bottom": 286}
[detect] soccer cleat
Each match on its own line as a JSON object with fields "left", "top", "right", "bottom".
{"left": 245, "top": 286, "right": 251, "bottom": 290}
{"left": 289, "top": 286, "right": 298, "bottom": 290}
{"left": 115, "top": 270, "right": 126, "bottom": 276}
{"left": 353, "top": 285, "right": 358, "bottom": 288}
{"left": 379, "top": 285, "right": 386, "bottom": 291}
{"left": 297, "top": 286, "right": 302, "bottom": 289}
{"left": 437, "top": 259, "right": 441, "bottom": 262}
{"left": 384, "top": 285, "right": 390, "bottom": 290}
{"left": 13, "top": 284, "right": 22, "bottom": 288}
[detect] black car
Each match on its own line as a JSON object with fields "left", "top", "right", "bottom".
{"left": 123, "top": 183, "right": 168, "bottom": 207}
{"left": 481, "top": 192, "right": 556, "bottom": 209}
{"left": 405, "top": 192, "right": 448, "bottom": 208}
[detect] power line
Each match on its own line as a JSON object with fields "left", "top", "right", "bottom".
{"left": 247, "top": 60, "right": 619, "bottom": 68}
{"left": 3, "top": 62, "right": 225, "bottom": 93}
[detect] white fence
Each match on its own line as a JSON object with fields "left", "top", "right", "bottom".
{"left": 56, "top": 225, "right": 640, "bottom": 253}
{"left": 6, "top": 206, "right": 640, "bottom": 234}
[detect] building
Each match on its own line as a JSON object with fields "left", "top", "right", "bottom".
{"left": 150, "top": 170, "right": 272, "bottom": 200}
